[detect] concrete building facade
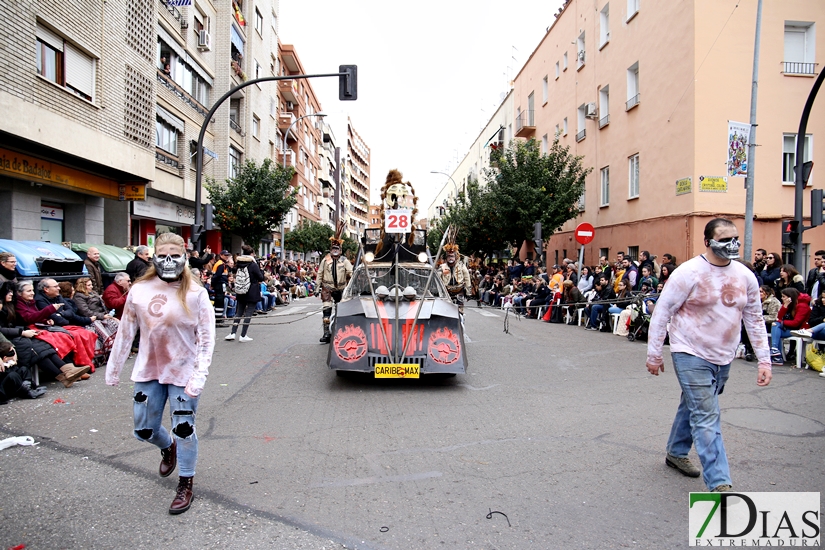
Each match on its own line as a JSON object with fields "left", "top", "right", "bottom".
{"left": 343, "top": 118, "right": 370, "bottom": 239}
{"left": 510, "top": 0, "right": 824, "bottom": 269}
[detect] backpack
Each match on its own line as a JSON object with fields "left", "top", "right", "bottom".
{"left": 235, "top": 266, "right": 251, "bottom": 294}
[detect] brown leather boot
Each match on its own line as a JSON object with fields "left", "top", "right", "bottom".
{"left": 58, "top": 364, "right": 92, "bottom": 388}
{"left": 159, "top": 439, "right": 177, "bottom": 478}
{"left": 169, "top": 476, "right": 193, "bottom": 515}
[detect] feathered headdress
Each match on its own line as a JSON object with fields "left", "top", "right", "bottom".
{"left": 443, "top": 225, "right": 459, "bottom": 254}
{"left": 329, "top": 220, "right": 346, "bottom": 247}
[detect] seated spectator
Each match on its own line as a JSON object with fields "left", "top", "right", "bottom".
{"left": 637, "top": 266, "right": 658, "bottom": 291}
{"left": 0, "top": 281, "right": 89, "bottom": 387}
{"left": 586, "top": 275, "right": 617, "bottom": 331}
{"left": 658, "top": 264, "right": 673, "bottom": 286}
{"left": 103, "top": 273, "right": 131, "bottom": 319}
{"left": 15, "top": 280, "right": 97, "bottom": 373}
{"left": 547, "top": 265, "right": 564, "bottom": 294}
{"left": 512, "top": 278, "right": 534, "bottom": 316}
{"left": 774, "top": 263, "right": 805, "bottom": 298}
{"left": 525, "top": 279, "right": 552, "bottom": 318}
{"left": 760, "top": 284, "right": 781, "bottom": 330}
{"left": 791, "top": 291, "right": 825, "bottom": 342}
{"left": 0, "top": 339, "right": 47, "bottom": 402}
{"left": 35, "top": 279, "right": 94, "bottom": 327}
{"left": 577, "top": 266, "right": 594, "bottom": 294}
{"left": 770, "top": 288, "right": 811, "bottom": 365}
{"left": 608, "top": 280, "right": 632, "bottom": 316}
{"left": 560, "top": 280, "right": 585, "bottom": 325}
{"left": 478, "top": 274, "right": 493, "bottom": 306}
{"left": 73, "top": 277, "right": 120, "bottom": 353}
{"left": 760, "top": 252, "right": 783, "bottom": 288}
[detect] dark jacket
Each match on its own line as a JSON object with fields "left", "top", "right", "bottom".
{"left": 805, "top": 267, "right": 825, "bottom": 296}
{"left": 760, "top": 265, "right": 781, "bottom": 287}
{"left": 125, "top": 255, "right": 151, "bottom": 281}
{"left": 774, "top": 273, "right": 805, "bottom": 299}
{"left": 808, "top": 300, "right": 825, "bottom": 328}
{"left": 188, "top": 252, "right": 214, "bottom": 270}
{"left": 234, "top": 255, "right": 264, "bottom": 302}
{"left": 35, "top": 291, "right": 91, "bottom": 326}
{"left": 84, "top": 258, "right": 104, "bottom": 294}
{"left": 596, "top": 284, "right": 617, "bottom": 302}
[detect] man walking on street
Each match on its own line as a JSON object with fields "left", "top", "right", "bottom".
{"left": 646, "top": 218, "right": 771, "bottom": 492}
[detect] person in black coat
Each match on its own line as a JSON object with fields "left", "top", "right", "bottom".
{"left": 188, "top": 245, "right": 215, "bottom": 270}
{"left": 224, "top": 245, "right": 264, "bottom": 342}
{"left": 34, "top": 279, "right": 96, "bottom": 327}
{"left": 126, "top": 246, "right": 152, "bottom": 282}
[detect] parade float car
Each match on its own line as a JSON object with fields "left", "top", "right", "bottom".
{"left": 326, "top": 227, "right": 467, "bottom": 378}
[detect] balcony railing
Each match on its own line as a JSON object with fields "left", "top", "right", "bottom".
{"left": 599, "top": 114, "right": 609, "bottom": 128}
{"left": 159, "top": 0, "right": 183, "bottom": 25}
{"left": 626, "top": 93, "right": 640, "bottom": 111}
{"left": 156, "top": 71, "right": 208, "bottom": 118}
{"left": 230, "top": 118, "right": 243, "bottom": 135}
{"left": 575, "top": 129, "right": 586, "bottom": 142}
{"left": 783, "top": 61, "right": 817, "bottom": 75}
{"left": 515, "top": 110, "right": 536, "bottom": 137}
{"left": 156, "top": 149, "right": 181, "bottom": 169}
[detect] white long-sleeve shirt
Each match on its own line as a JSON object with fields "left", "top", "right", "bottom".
{"left": 647, "top": 255, "right": 770, "bottom": 369}
{"left": 106, "top": 275, "right": 215, "bottom": 396}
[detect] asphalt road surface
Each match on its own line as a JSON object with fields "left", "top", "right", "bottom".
{"left": 1, "top": 298, "right": 823, "bottom": 549}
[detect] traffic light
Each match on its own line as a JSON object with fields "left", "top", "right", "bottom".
{"left": 338, "top": 65, "right": 357, "bottom": 101}
{"left": 782, "top": 219, "right": 800, "bottom": 246}
{"left": 204, "top": 204, "right": 215, "bottom": 231}
{"left": 812, "top": 189, "right": 824, "bottom": 228}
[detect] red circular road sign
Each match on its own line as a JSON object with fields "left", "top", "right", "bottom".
{"left": 575, "top": 223, "right": 595, "bottom": 245}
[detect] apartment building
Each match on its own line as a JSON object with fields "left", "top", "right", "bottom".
{"left": 510, "top": 0, "right": 824, "bottom": 268}
{"left": 343, "top": 118, "right": 371, "bottom": 239}
{"left": 428, "top": 90, "right": 515, "bottom": 223}
{"left": 0, "top": 0, "right": 155, "bottom": 244}
{"left": 317, "top": 120, "right": 340, "bottom": 229}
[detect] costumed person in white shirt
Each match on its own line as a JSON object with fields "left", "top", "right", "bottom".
{"left": 316, "top": 222, "right": 353, "bottom": 344}
{"left": 440, "top": 228, "right": 472, "bottom": 315}
{"left": 646, "top": 218, "right": 771, "bottom": 492}
{"left": 106, "top": 232, "right": 215, "bottom": 515}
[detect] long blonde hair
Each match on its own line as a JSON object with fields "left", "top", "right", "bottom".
{"left": 135, "top": 233, "right": 193, "bottom": 313}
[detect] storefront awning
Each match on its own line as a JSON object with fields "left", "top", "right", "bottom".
{"left": 0, "top": 146, "right": 145, "bottom": 201}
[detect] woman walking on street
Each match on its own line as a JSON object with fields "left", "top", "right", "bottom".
{"left": 224, "top": 245, "right": 264, "bottom": 342}
{"left": 105, "top": 232, "right": 215, "bottom": 515}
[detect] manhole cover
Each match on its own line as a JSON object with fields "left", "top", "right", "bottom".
{"left": 723, "top": 407, "right": 824, "bottom": 436}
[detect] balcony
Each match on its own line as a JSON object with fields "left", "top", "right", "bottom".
{"left": 278, "top": 80, "right": 299, "bottom": 104}
{"left": 626, "top": 93, "right": 640, "bottom": 111}
{"left": 783, "top": 61, "right": 817, "bottom": 76}
{"left": 230, "top": 118, "right": 243, "bottom": 135}
{"left": 598, "top": 114, "right": 609, "bottom": 129}
{"left": 278, "top": 112, "right": 296, "bottom": 131}
{"left": 575, "top": 129, "right": 586, "bottom": 142}
{"left": 515, "top": 110, "right": 536, "bottom": 137}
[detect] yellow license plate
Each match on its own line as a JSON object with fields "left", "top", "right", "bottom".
{"left": 374, "top": 364, "right": 420, "bottom": 378}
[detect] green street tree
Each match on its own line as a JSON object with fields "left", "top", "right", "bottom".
{"left": 204, "top": 158, "right": 297, "bottom": 250}
{"left": 285, "top": 220, "right": 360, "bottom": 260}
{"left": 484, "top": 137, "right": 591, "bottom": 258}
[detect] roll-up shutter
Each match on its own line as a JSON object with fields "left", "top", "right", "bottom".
{"left": 157, "top": 105, "right": 185, "bottom": 133}
{"left": 64, "top": 42, "right": 95, "bottom": 99}
{"left": 36, "top": 23, "right": 63, "bottom": 51}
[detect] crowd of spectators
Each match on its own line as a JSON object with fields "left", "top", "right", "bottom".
{"left": 463, "top": 246, "right": 825, "bottom": 369}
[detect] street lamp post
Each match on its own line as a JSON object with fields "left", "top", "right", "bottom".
{"left": 430, "top": 170, "right": 460, "bottom": 204}
{"left": 280, "top": 112, "right": 327, "bottom": 260}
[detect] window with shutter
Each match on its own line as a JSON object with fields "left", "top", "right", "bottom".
{"left": 64, "top": 42, "right": 95, "bottom": 101}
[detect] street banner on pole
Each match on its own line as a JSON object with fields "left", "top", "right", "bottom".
{"left": 727, "top": 120, "right": 751, "bottom": 177}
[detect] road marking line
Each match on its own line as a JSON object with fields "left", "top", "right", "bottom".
{"left": 474, "top": 308, "right": 499, "bottom": 317}
{"left": 272, "top": 305, "right": 306, "bottom": 316}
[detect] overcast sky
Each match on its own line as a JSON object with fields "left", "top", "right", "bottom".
{"left": 279, "top": 0, "right": 566, "bottom": 212}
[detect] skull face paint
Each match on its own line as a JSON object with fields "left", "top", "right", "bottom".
{"left": 153, "top": 253, "right": 187, "bottom": 281}
{"left": 446, "top": 252, "right": 457, "bottom": 266}
{"left": 330, "top": 244, "right": 342, "bottom": 259}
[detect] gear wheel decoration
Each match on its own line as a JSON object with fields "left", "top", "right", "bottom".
{"left": 428, "top": 327, "right": 461, "bottom": 365}
{"left": 333, "top": 324, "right": 367, "bottom": 362}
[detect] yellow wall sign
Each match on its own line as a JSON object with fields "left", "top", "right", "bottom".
{"left": 676, "top": 177, "right": 692, "bottom": 195}
{"left": 0, "top": 147, "right": 145, "bottom": 201}
{"left": 699, "top": 176, "right": 728, "bottom": 193}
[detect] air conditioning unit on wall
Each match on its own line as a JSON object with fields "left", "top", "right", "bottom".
{"left": 198, "top": 30, "right": 211, "bottom": 51}
{"left": 585, "top": 103, "right": 598, "bottom": 118}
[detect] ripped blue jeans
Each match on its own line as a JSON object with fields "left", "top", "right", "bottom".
{"left": 133, "top": 381, "right": 200, "bottom": 477}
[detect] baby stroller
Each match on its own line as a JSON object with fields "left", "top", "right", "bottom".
{"left": 626, "top": 293, "right": 656, "bottom": 342}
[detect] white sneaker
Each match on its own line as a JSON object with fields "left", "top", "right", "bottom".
{"left": 791, "top": 329, "right": 812, "bottom": 338}
{"left": 239, "top": 335, "right": 253, "bottom": 342}
{"left": 224, "top": 333, "right": 236, "bottom": 341}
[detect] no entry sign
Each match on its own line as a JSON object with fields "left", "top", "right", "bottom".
{"left": 575, "top": 223, "right": 595, "bottom": 245}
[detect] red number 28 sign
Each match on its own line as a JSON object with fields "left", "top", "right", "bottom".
{"left": 384, "top": 209, "right": 412, "bottom": 234}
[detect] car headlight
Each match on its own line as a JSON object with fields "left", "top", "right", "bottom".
{"left": 417, "top": 252, "right": 428, "bottom": 263}
{"left": 363, "top": 252, "right": 375, "bottom": 263}
{"left": 403, "top": 286, "right": 417, "bottom": 300}
{"left": 375, "top": 285, "right": 389, "bottom": 299}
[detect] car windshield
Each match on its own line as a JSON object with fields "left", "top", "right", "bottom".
{"left": 343, "top": 264, "right": 449, "bottom": 300}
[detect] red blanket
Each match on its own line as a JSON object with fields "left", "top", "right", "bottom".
{"left": 33, "top": 325, "right": 97, "bottom": 369}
